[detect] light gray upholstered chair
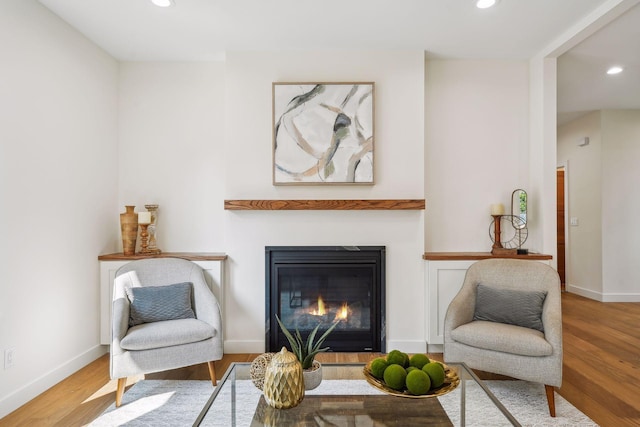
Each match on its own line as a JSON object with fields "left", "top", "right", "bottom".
{"left": 110, "top": 258, "right": 223, "bottom": 407}
{"left": 443, "top": 258, "right": 562, "bottom": 417}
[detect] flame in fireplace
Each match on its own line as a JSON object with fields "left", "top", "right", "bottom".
{"left": 310, "top": 295, "right": 327, "bottom": 316}
{"left": 335, "top": 302, "right": 349, "bottom": 321}
{"left": 308, "top": 296, "right": 348, "bottom": 322}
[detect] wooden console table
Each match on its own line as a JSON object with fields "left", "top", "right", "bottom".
{"left": 423, "top": 251, "right": 552, "bottom": 261}
{"left": 423, "top": 251, "right": 552, "bottom": 351}
{"left": 98, "top": 252, "right": 227, "bottom": 262}
{"left": 98, "top": 252, "right": 227, "bottom": 345}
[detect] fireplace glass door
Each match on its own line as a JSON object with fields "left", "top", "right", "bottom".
{"left": 266, "top": 246, "right": 385, "bottom": 352}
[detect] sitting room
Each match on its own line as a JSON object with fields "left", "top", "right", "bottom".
{"left": 1, "top": 0, "right": 639, "bottom": 426}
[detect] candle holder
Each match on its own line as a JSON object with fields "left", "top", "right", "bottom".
{"left": 489, "top": 214, "right": 527, "bottom": 255}
{"left": 138, "top": 223, "right": 151, "bottom": 255}
{"left": 138, "top": 223, "right": 161, "bottom": 255}
{"left": 491, "top": 214, "right": 503, "bottom": 253}
{"left": 144, "top": 204, "right": 161, "bottom": 254}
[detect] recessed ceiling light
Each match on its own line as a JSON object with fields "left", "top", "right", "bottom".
{"left": 606, "top": 66, "right": 623, "bottom": 75}
{"left": 151, "top": 0, "right": 174, "bottom": 7}
{"left": 476, "top": 0, "right": 498, "bottom": 9}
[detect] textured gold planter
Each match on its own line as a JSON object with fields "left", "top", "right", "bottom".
{"left": 263, "top": 347, "right": 304, "bottom": 409}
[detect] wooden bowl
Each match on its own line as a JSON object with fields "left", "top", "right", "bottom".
{"left": 363, "top": 361, "right": 460, "bottom": 398}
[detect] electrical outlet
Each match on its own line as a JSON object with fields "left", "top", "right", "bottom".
{"left": 4, "top": 348, "right": 15, "bottom": 369}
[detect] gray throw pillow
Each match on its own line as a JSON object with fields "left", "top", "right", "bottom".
{"left": 473, "top": 283, "right": 547, "bottom": 332}
{"left": 126, "top": 282, "right": 195, "bottom": 327}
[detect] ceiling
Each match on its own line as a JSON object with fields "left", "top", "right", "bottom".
{"left": 557, "top": 2, "right": 640, "bottom": 124}
{"left": 37, "top": 0, "right": 640, "bottom": 126}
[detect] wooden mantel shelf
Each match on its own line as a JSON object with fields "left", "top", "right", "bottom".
{"left": 98, "top": 252, "right": 227, "bottom": 261}
{"left": 422, "top": 252, "right": 552, "bottom": 261}
{"left": 224, "top": 199, "right": 426, "bottom": 210}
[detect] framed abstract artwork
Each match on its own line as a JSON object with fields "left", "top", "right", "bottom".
{"left": 272, "top": 82, "right": 374, "bottom": 185}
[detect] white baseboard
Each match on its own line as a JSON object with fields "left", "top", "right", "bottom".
{"left": 0, "top": 345, "right": 107, "bottom": 419}
{"left": 601, "top": 292, "right": 640, "bottom": 302}
{"left": 567, "top": 284, "right": 640, "bottom": 302}
{"left": 385, "top": 340, "right": 427, "bottom": 354}
{"left": 426, "top": 344, "right": 444, "bottom": 354}
{"left": 566, "top": 284, "right": 604, "bottom": 301}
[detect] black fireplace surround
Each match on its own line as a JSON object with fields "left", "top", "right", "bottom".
{"left": 265, "top": 246, "right": 385, "bottom": 353}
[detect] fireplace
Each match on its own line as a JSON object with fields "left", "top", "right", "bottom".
{"left": 265, "top": 246, "right": 385, "bottom": 352}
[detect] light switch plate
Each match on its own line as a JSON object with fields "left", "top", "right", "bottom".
{"left": 4, "top": 348, "right": 15, "bottom": 369}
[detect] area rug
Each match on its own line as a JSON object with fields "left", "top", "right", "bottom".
{"left": 90, "top": 379, "right": 598, "bottom": 426}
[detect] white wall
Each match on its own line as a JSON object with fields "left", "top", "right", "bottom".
{"left": 558, "top": 109, "right": 640, "bottom": 302}
{"left": 0, "top": 0, "right": 118, "bottom": 418}
{"left": 222, "top": 51, "right": 426, "bottom": 352}
{"left": 531, "top": 57, "right": 559, "bottom": 262}
{"left": 557, "top": 111, "right": 603, "bottom": 298}
{"left": 117, "top": 62, "right": 226, "bottom": 252}
{"left": 425, "top": 60, "right": 531, "bottom": 252}
{"left": 601, "top": 110, "right": 640, "bottom": 301}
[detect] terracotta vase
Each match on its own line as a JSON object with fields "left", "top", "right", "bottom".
{"left": 120, "top": 206, "right": 138, "bottom": 256}
{"left": 262, "top": 347, "right": 304, "bottom": 409}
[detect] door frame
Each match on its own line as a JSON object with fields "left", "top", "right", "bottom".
{"left": 557, "top": 161, "right": 570, "bottom": 291}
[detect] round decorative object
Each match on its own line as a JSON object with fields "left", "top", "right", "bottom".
{"left": 263, "top": 347, "right": 305, "bottom": 409}
{"left": 363, "top": 361, "right": 460, "bottom": 398}
{"left": 302, "top": 360, "right": 323, "bottom": 390}
{"left": 489, "top": 214, "right": 528, "bottom": 249}
{"left": 250, "top": 353, "right": 275, "bottom": 390}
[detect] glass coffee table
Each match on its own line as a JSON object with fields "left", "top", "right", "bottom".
{"left": 194, "top": 362, "right": 521, "bottom": 426}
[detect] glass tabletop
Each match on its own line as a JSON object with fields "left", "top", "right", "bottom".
{"left": 193, "top": 362, "right": 521, "bottom": 427}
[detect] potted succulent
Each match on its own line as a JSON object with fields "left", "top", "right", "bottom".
{"left": 275, "top": 315, "right": 341, "bottom": 390}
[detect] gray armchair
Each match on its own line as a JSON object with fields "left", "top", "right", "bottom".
{"left": 444, "top": 258, "right": 562, "bottom": 417}
{"left": 110, "top": 258, "right": 223, "bottom": 407}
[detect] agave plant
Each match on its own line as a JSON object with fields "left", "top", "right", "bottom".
{"left": 275, "top": 315, "right": 341, "bottom": 370}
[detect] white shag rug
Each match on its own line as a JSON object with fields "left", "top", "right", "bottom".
{"left": 90, "top": 379, "right": 598, "bottom": 427}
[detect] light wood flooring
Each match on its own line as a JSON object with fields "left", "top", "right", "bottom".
{"left": 1, "top": 292, "right": 638, "bottom": 426}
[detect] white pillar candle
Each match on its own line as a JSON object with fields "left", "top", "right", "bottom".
{"left": 138, "top": 211, "right": 151, "bottom": 224}
{"left": 490, "top": 204, "right": 505, "bottom": 216}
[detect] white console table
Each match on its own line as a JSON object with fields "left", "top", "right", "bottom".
{"left": 423, "top": 252, "right": 552, "bottom": 352}
{"left": 98, "top": 252, "right": 227, "bottom": 345}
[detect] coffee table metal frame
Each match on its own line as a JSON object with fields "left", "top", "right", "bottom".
{"left": 193, "top": 362, "right": 521, "bottom": 427}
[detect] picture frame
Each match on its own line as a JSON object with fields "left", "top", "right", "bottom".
{"left": 272, "top": 82, "right": 375, "bottom": 185}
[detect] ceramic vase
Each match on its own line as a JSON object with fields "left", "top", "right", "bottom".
{"left": 262, "top": 347, "right": 304, "bottom": 409}
{"left": 303, "top": 360, "right": 323, "bottom": 390}
{"left": 120, "top": 205, "right": 138, "bottom": 256}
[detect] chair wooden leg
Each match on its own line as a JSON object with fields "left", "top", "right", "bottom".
{"left": 545, "top": 384, "right": 556, "bottom": 417}
{"left": 208, "top": 361, "right": 217, "bottom": 386}
{"left": 116, "top": 377, "right": 127, "bottom": 407}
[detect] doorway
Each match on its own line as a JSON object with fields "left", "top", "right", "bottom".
{"left": 556, "top": 167, "right": 566, "bottom": 290}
